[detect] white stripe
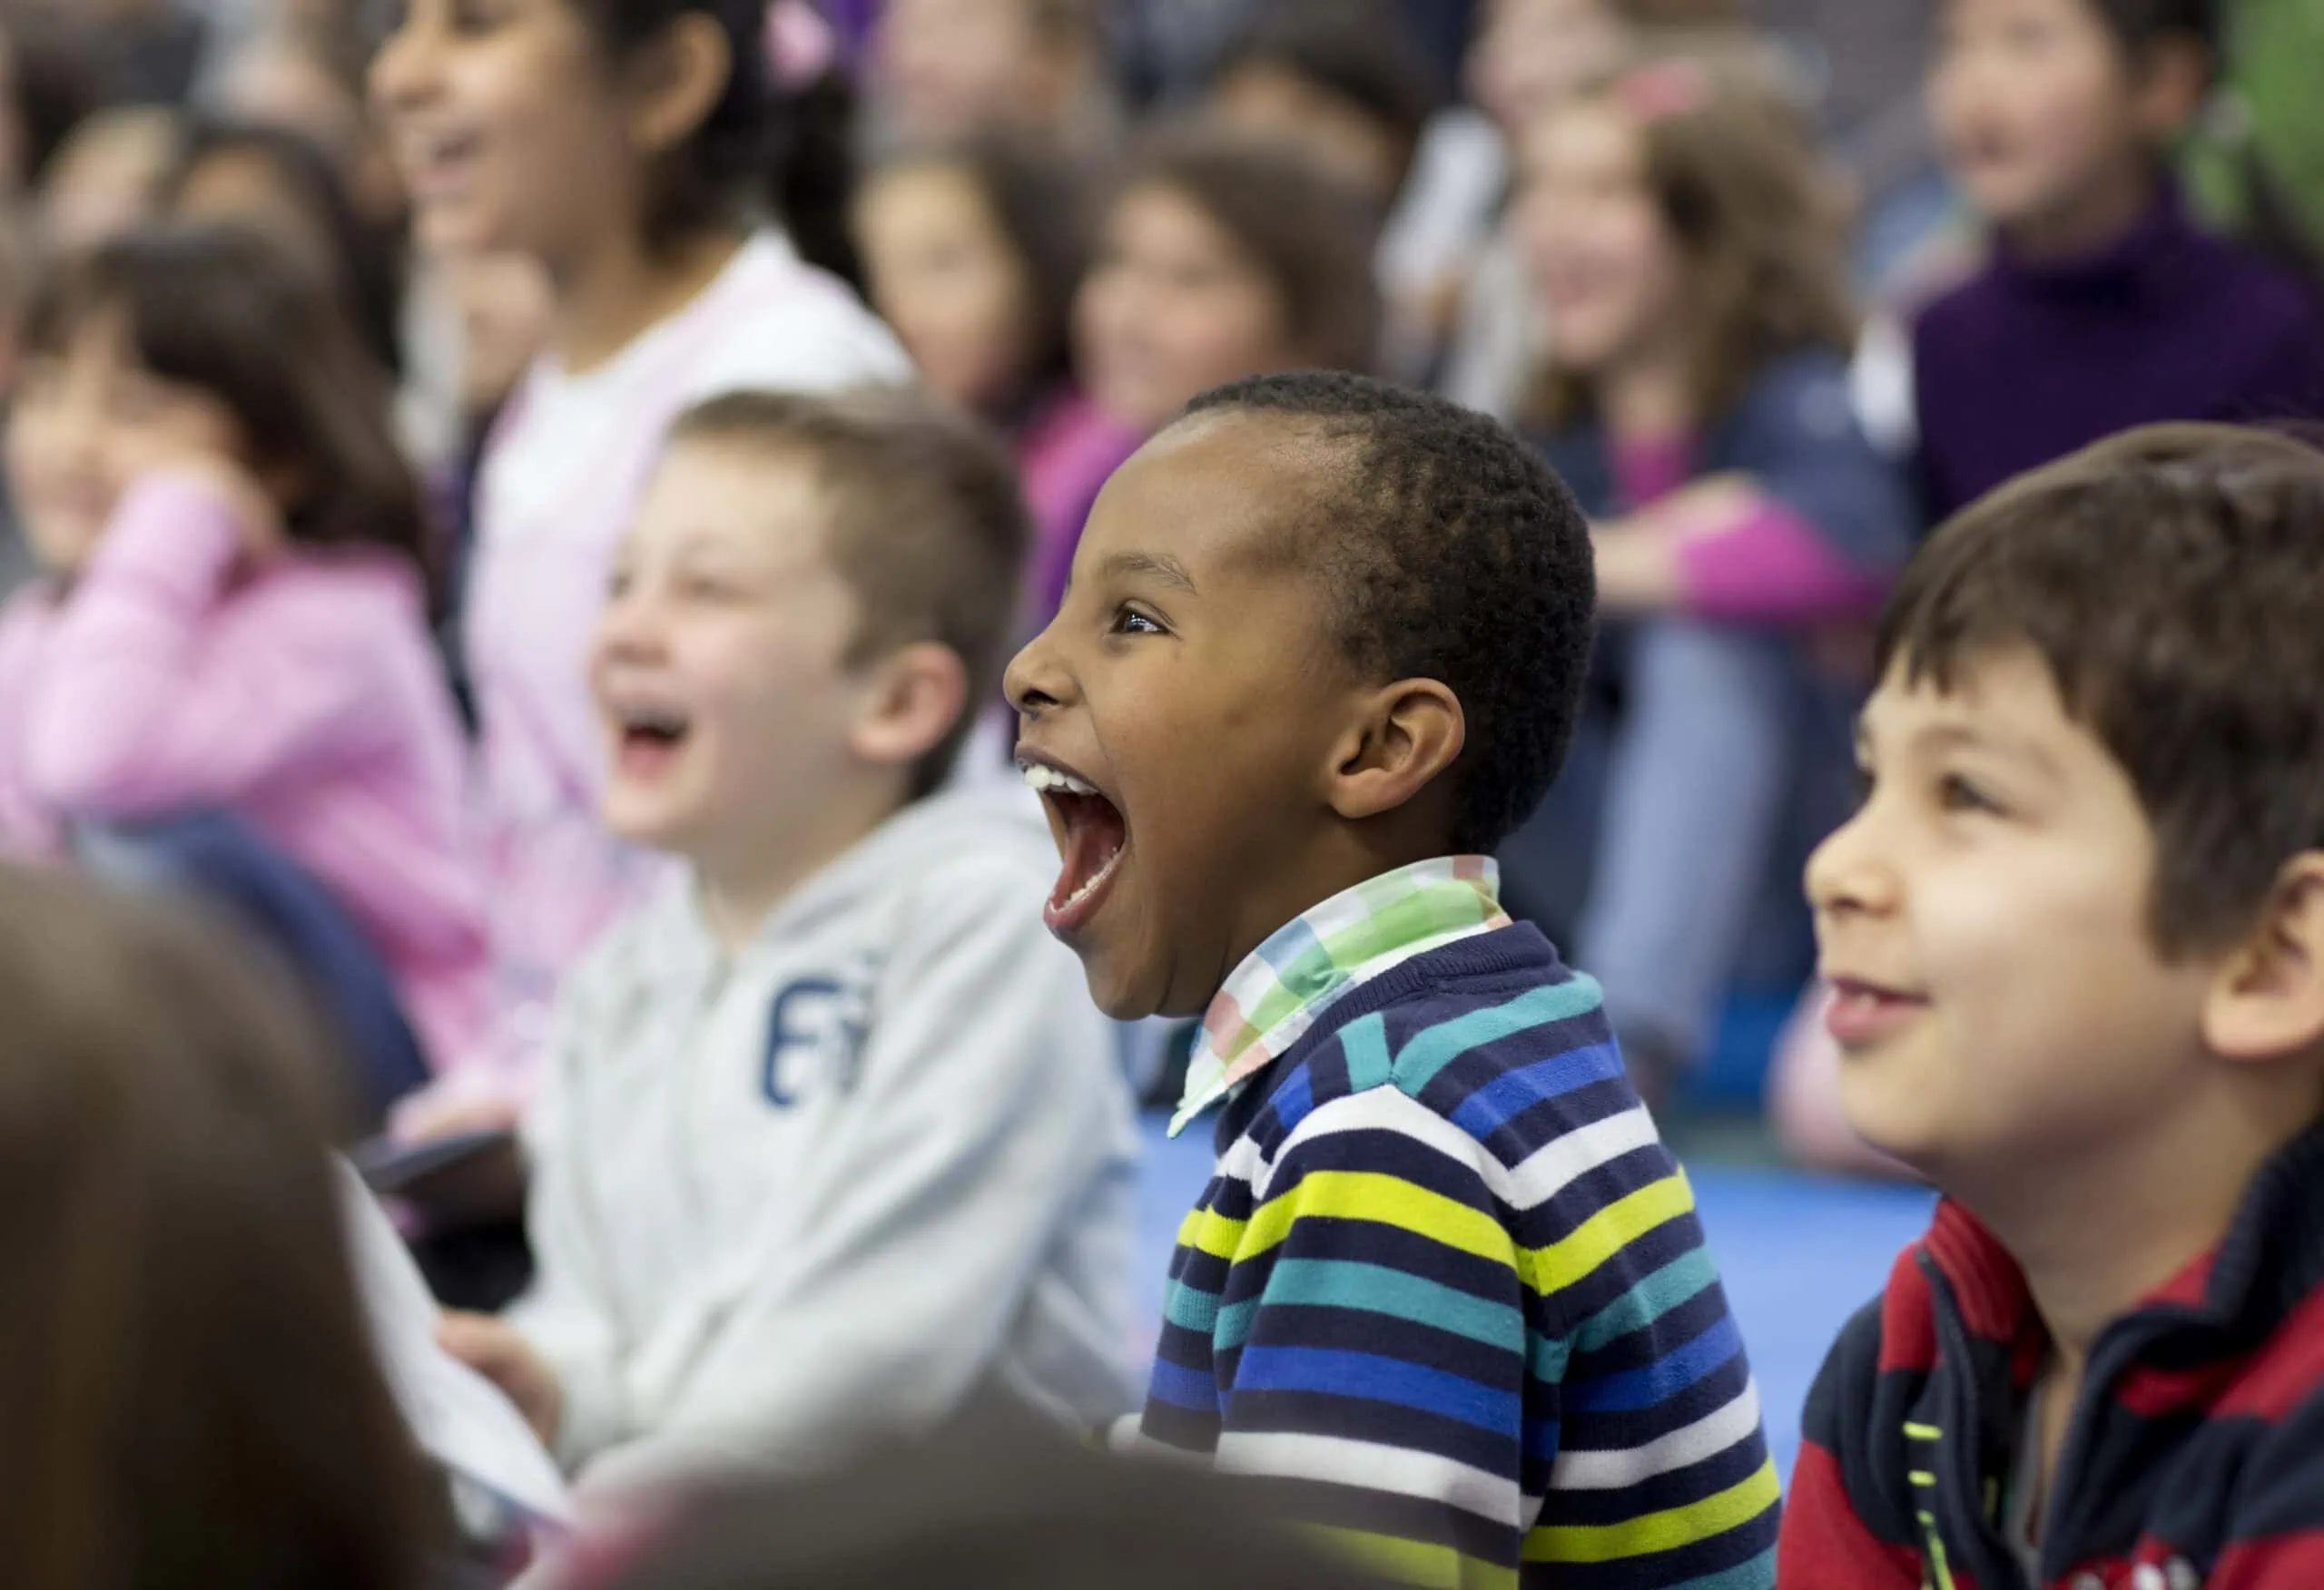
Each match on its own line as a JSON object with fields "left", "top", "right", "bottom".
{"left": 1248, "top": 1085, "right": 1662, "bottom": 1215}
{"left": 1501, "top": 1108, "right": 1665, "bottom": 1213}
{"left": 1251, "top": 1086, "right": 1496, "bottom": 1203}
{"left": 1216, "top": 1428, "right": 1523, "bottom": 1526}
{"left": 1550, "top": 1378, "right": 1765, "bottom": 1490}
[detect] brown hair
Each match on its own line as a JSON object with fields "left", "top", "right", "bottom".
{"left": 0, "top": 865, "right": 434, "bottom": 1590}
{"left": 667, "top": 388, "right": 1033, "bottom": 798}
{"left": 24, "top": 221, "right": 436, "bottom": 593}
{"left": 1532, "top": 52, "right": 1855, "bottom": 429}
{"left": 1113, "top": 131, "right": 1384, "bottom": 379}
{"left": 1879, "top": 423, "right": 2324, "bottom": 954}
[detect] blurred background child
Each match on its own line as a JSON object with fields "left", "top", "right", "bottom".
{"left": 369, "top": 0, "right": 909, "bottom": 1132}
{"left": 1498, "top": 57, "right": 1914, "bottom": 1099}
{"left": 1909, "top": 0, "right": 2324, "bottom": 523}
{"left": 852, "top": 136, "right": 1118, "bottom": 630}
{"left": 0, "top": 223, "right": 493, "bottom": 1130}
{"left": 1432, "top": 0, "right": 1748, "bottom": 418}
{"left": 1076, "top": 132, "right": 1382, "bottom": 447}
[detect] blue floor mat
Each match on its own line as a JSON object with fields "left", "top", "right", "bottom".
{"left": 1128, "top": 1112, "right": 1934, "bottom": 1483}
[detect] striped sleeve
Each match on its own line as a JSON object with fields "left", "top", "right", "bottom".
{"left": 1215, "top": 1090, "right": 1530, "bottom": 1589}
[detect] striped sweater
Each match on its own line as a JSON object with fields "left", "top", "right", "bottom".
{"left": 1779, "top": 1124, "right": 2324, "bottom": 1589}
{"left": 1141, "top": 922, "right": 1779, "bottom": 1589}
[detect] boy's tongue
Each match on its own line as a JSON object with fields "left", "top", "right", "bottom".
{"left": 1051, "top": 792, "right": 1127, "bottom": 908}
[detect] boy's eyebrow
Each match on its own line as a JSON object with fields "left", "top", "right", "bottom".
{"left": 1100, "top": 550, "right": 1199, "bottom": 594}
{"left": 1863, "top": 715, "right": 2067, "bottom": 783}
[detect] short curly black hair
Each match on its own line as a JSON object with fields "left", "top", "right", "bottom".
{"left": 1181, "top": 371, "right": 1596, "bottom": 853}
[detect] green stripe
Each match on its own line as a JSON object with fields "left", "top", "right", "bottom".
{"left": 1659, "top": 1551, "right": 1779, "bottom": 1590}
{"left": 1340, "top": 1013, "right": 1393, "bottom": 1094}
{"left": 1252, "top": 1258, "right": 1525, "bottom": 1351}
{"left": 1215, "top": 1295, "right": 1260, "bottom": 1349}
{"left": 1163, "top": 1278, "right": 1221, "bottom": 1334}
{"left": 1393, "top": 976, "right": 1605, "bottom": 1094}
{"left": 1320, "top": 887, "right": 1492, "bottom": 970}
{"left": 1572, "top": 1248, "right": 1721, "bottom": 1353}
{"left": 1529, "top": 1329, "right": 1573, "bottom": 1384}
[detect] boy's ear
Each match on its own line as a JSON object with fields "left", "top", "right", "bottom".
{"left": 849, "top": 642, "right": 969, "bottom": 775}
{"left": 626, "top": 11, "right": 732, "bottom": 157}
{"left": 2131, "top": 34, "right": 2211, "bottom": 143}
{"left": 1322, "top": 678, "right": 1465, "bottom": 824}
{"left": 2203, "top": 854, "right": 2324, "bottom": 1065}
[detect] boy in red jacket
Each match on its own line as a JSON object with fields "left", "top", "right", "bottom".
{"left": 1779, "top": 424, "right": 2324, "bottom": 1590}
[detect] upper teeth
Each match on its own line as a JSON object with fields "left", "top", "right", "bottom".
{"left": 1021, "top": 763, "right": 1098, "bottom": 797}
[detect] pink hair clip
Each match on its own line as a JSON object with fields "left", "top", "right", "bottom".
{"left": 764, "top": 0, "right": 838, "bottom": 91}
{"left": 1614, "top": 57, "right": 1713, "bottom": 125}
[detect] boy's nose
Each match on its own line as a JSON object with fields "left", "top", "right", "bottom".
{"left": 592, "top": 592, "right": 670, "bottom": 666}
{"left": 1804, "top": 808, "right": 1896, "bottom": 923}
{"left": 1003, "top": 625, "right": 1071, "bottom": 717}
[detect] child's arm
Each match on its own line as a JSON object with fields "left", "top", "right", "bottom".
{"left": 575, "top": 869, "right": 1132, "bottom": 1492}
{"left": 1208, "top": 1096, "right": 1779, "bottom": 1588}
{"left": 497, "top": 986, "right": 633, "bottom": 1471}
{"left": 1599, "top": 359, "right": 1917, "bottom": 623}
{"left": 18, "top": 473, "right": 388, "bottom": 820}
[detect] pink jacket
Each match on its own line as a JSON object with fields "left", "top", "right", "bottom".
{"left": 0, "top": 474, "right": 497, "bottom": 1080}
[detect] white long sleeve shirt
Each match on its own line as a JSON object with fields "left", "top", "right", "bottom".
{"left": 507, "top": 786, "right": 1140, "bottom": 1493}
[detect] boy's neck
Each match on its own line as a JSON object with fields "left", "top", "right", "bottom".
{"left": 691, "top": 788, "right": 909, "bottom": 955}
{"left": 1963, "top": 1085, "right": 2298, "bottom": 1369}
{"left": 548, "top": 221, "right": 750, "bottom": 375}
{"left": 1996, "top": 159, "right": 2161, "bottom": 269}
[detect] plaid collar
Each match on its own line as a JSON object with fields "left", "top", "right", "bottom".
{"left": 1169, "top": 857, "right": 1511, "bottom": 1136}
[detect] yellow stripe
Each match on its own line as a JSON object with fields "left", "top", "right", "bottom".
{"left": 1908, "top": 1471, "right": 1937, "bottom": 1487}
{"left": 1904, "top": 1422, "right": 1943, "bottom": 1440}
{"left": 1314, "top": 1526, "right": 1520, "bottom": 1590}
{"left": 1525, "top": 1457, "right": 1779, "bottom": 1564}
{"left": 1176, "top": 1203, "right": 1246, "bottom": 1261}
{"left": 1245, "top": 1172, "right": 1518, "bottom": 1268}
{"left": 1516, "top": 1173, "right": 1697, "bottom": 1297}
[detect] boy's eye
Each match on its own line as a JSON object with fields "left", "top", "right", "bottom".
{"left": 1936, "top": 772, "right": 2002, "bottom": 816}
{"left": 1109, "top": 604, "right": 1165, "bottom": 637}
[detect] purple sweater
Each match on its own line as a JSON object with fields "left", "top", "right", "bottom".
{"left": 1913, "top": 184, "right": 2324, "bottom": 522}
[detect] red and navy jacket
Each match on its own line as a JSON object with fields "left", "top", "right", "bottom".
{"left": 1778, "top": 1125, "right": 2324, "bottom": 1590}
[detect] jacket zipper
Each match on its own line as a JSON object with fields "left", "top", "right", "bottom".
{"left": 1921, "top": 1255, "right": 2033, "bottom": 1590}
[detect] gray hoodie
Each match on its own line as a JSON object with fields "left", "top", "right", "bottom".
{"left": 508, "top": 785, "right": 1140, "bottom": 1494}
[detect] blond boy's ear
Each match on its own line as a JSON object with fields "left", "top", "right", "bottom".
{"left": 1321, "top": 678, "right": 1466, "bottom": 825}
{"left": 2204, "top": 854, "right": 2324, "bottom": 1067}
{"left": 849, "top": 642, "right": 969, "bottom": 774}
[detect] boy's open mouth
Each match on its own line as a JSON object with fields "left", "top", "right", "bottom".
{"left": 612, "top": 703, "right": 692, "bottom": 779}
{"left": 1020, "top": 760, "right": 1128, "bottom": 936}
